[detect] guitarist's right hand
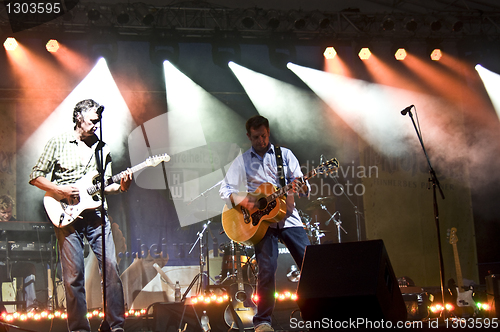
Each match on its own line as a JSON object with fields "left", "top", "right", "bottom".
{"left": 231, "top": 193, "right": 257, "bottom": 211}
{"left": 57, "top": 185, "right": 80, "bottom": 204}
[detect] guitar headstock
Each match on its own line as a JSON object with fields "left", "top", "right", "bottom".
{"left": 318, "top": 158, "right": 339, "bottom": 175}
{"left": 145, "top": 153, "right": 171, "bottom": 167}
{"left": 449, "top": 227, "right": 458, "bottom": 245}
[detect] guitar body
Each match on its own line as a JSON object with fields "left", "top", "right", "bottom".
{"left": 222, "top": 183, "right": 286, "bottom": 246}
{"left": 44, "top": 170, "right": 102, "bottom": 227}
{"left": 223, "top": 282, "right": 257, "bottom": 329}
{"left": 224, "top": 242, "right": 257, "bottom": 330}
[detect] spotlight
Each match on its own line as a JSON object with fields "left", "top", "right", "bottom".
{"left": 358, "top": 47, "right": 371, "bottom": 60}
{"left": 405, "top": 18, "right": 418, "bottom": 32}
{"left": 46, "top": 39, "right": 60, "bottom": 53}
{"left": 89, "top": 40, "right": 118, "bottom": 63}
{"left": 269, "top": 43, "right": 296, "bottom": 69}
{"left": 382, "top": 17, "right": 395, "bottom": 31}
{"left": 430, "top": 49, "right": 442, "bottom": 61}
{"left": 114, "top": 4, "right": 130, "bottom": 25}
{"left": 150, "top": 41, "right": 179, "bottom": 66}
{"left": 212, "top": 42, "right": 241, "bottom": 68}
{"left": 289, "top": 10, "right": 307, "bottom": 30}
{"left": 394, "top": 48, "right": 407, "bottom": 60}
{"left": 266, "top": 10, "right": 281, "bottom": 30}
{"left": 430, "top": 20, "right": 442, "bottom": 31}
{"left": 87, "top": 5, "right": 101, "bottom": 22}
{"left": 241, "top": 10, "right": 256, "bottom": 29}
{"left": 323, "top": 47, "right": 337, "bottom": 59}
{"left": 241, "top": 16, "right": 255, "bottom": 29}
{"left": 134, "top": 3, "right": 155, "bottom": 26}
{"left": 452, "top": 20, "right": 464, "bottom": 32}
{"left": 3, "top": 37, "right": 18, "bottom": 51}
{"left": 311, "top": 12, "right": 330, "bottom": 30}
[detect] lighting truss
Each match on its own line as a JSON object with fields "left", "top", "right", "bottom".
{"left": 0, "top": 2, "right": 499, "bottom": 44}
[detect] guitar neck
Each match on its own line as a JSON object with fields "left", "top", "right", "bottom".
{"left": 234, "top": 244, "right": 245, "bottom": 290}
{"left": 451, "top": 243, "right": 465, "bottom": 290}
{"left": 88, "top": 160, "right": 154, "bottom": 195}
{"left": 266, "top": 167, "right": 321, "bottom": 203}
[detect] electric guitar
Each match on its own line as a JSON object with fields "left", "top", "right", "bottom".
{"left": 224, "top": 241, "right": 257, "bottom": 330}
{"left": 221, "top": 158, "right": 339, "bottom": 246}
{"left": 448, "top": 227, "right": 477, "bottom": 314}
{"left": 44, "top": 153, "right": 170, "bottom": 227}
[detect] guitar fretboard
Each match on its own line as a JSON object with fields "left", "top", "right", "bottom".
{"left": 266, "top": 159, "right": 338, "bottom": 204}
{"left": 87, "top": 155, "right": 169, "bottom": 195}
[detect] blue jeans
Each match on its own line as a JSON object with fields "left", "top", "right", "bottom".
{"left": 54, "top": 209, "right": 125, "bottom": 332}
{"left": 252, "top": 226, "right": 310, "bottom": 327}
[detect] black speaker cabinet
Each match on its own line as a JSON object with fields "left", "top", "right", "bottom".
{"left": 297, "top": 240, "right": 407, "bottom": 324}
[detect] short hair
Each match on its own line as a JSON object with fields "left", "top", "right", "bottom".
{"left": 245, "top": 115, "right": 269, "bottom": 134}
{"left": 0, "top": 194, "right": 14, "bottom": 210}
{"left": 72, "top": 99, "right": 104, "bottom": 125}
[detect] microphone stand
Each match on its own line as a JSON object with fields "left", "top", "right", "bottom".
{"left": 321, "top": 206, "right": 346, "bottom": 243}
{"left": 321, "top": 154, "right": 364, "bottom": 241}
{"left": 97, "top": 108, "right": 111, "bottom": 332}
{"left": 403, "top": 108, "right": 446, "bottom": 317}
{"left": 332, "top": 175, "right": 364, "bottom": 242}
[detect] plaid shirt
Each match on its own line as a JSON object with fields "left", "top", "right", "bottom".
{"left": 29, "top": 131, "right": 113, "bottom": 186}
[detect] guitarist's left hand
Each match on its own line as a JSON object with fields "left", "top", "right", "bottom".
{"left": 119, "top": 168, "right": 133, "bottom": 193}
{"left": 291, "top": 178, "right": 308, "bottom": 196}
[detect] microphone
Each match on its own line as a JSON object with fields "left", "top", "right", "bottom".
{"left": 400, "top": 105, "right": 413, "bottom": 116}
{"left": 319, "top": 154, "right": 324, "bottom": 164}
{"left": 325, "top": 211, "right": 340, "bottom": 226}
{"left": 96, "top": 105, "right": 105, "bottom": 117}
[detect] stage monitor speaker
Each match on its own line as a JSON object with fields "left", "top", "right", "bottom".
{"left": 297, "top": 240, "right": 407, "bottom": 324}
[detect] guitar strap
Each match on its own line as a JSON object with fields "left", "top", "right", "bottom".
{"left": 228, "top": 301, "right": 244, "bottom": 332}
{"left": 275, "top": 146, "right": 286, "bottom": 192}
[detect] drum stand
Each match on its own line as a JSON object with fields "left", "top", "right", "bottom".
{"left": 182, "top": 220, "right": 214, "bottom": 301}
{"left": 321, "top": 204, "right": 347, "bottom": 243}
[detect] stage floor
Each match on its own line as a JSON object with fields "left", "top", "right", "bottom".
{"left": 2, "top": 300, "right": 496, "bottom": 332}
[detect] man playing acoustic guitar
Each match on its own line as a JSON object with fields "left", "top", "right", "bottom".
{"left": 29, "top": 99, "right": 132, "bottom": 332}
{"left": 220, "top": 115, "right": 311, "bottom": 332}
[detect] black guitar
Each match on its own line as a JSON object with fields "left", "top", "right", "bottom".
{"left": 224, "top": 241, "right": 257, "bottom": 329}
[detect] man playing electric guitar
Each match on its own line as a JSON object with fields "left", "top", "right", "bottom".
{"left": 219, "top": 115, "right": 311, "bottom": 332}
{"left": 29, "top": 99, "right": 132, "bottom": 332}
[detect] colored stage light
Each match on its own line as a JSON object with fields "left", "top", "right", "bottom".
{"left": 323, "top": 47, "right": 337, "bottom": 59}
{"left": 46, "top": 39, "right": 60, "bottom": 53}
{"left": 430, "top": 49, "right": 442, "bottom": 61}
{"left": 4, "top": 37, "right": 18, "bottom": 51}
{"left": 358, "top": 47, "right": 372, "bottom": 60}
{"left": 395, "top": 48, "right": 407, "bottom": 60}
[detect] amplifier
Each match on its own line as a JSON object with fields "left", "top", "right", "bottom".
{"left": 0, "top": 240, "right": 53, "bottom": 261}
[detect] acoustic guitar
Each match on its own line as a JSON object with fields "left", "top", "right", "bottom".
{"left": 224, "top": 241, "right": 257, "bottom": 329}
{"left": 221, "top": 158, "right": 338, "bottom": 246}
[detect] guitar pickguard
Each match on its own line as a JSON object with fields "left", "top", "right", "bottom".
{"left": 241, "top": 207, "right": 251, "bottom": 224}
{"left": 251, "top": 200, "right": 277, "bottom": 226}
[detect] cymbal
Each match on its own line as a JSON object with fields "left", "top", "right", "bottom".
{"left": 193, "top": 210, "right": 220, "bottom": 220}
{"left": 305, "top": 196, "right": 334, "bottom": 211}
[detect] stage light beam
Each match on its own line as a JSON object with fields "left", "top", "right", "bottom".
{"left": 476, "top": 64, "right": 500, "bottom": 120}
